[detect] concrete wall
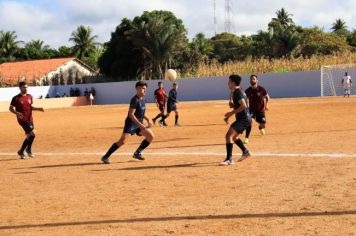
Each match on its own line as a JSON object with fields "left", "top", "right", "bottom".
{"left": 0, "top": 70, "right": 321, "bottom": 104}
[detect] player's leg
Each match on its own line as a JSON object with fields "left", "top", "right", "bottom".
{"left": 220, "top": 126, "right": 237, "bottom": 165}
{"left": 133, "top": 128, "right": 154, "bottom": 160}
{"left": 162, "top": 106, "right": 171, "bottom": 126}
{"left": 17, "top": 121, "right": 35, "bottom": 159}
{"left": 348, "top": 89, "right": 351, "bottom": 97}
{"left": 257, "top": 112, "right": 266, "bottom": 135}
{"left": 174, "top": 110, "right": 180, "bottom": 126}
{"left": 244, "top": 112, "right": 255, "bottom": 144}
{"left": 101, "top": 133, "right": 131, "bottom": 164}
{"left": 25, "top": 130, "right": 36, "bottom": 157}
{"left": 152, "top": 113, "right": 162, "bottom": 124}
{"left": 232, "top": 120, "right": 251, "bottom": 161}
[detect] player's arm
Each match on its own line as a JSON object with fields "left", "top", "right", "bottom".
{"left": 128, "top": 108, "right": 146, "bottom": 130}
{"left": 264, "top": 93, "right": 270, "bottom": 111}
{"left": 229, "top": 91, "right": 234, "bottom": 108}
{"left": 154, "top": 94, "right": 159, "bottom": 107}
{"left": 143, "top": 115, "right": 153, "bottom": 128}
{"left": 9, "top": 105, "right": 24, "bottom": 119}
{"left": 31, "top": 106, "right": 44, "bottom": 112}
{"left": 224, "top": 99, "right": 247, "bottom": 124}
{"left": 342, "top": 79, "right": 344, "bottom": 85}
{"left": 169, "top": 91, "right": 178, "bottom": 103}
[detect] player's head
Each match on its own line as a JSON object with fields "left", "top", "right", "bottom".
{"left": 19, "top": 81, "right": 28, "bottom": 94}
{"left": 228, "top": 74, "right": 242, "bottom": 90}
{"left": 135, "top": 81, "right": 147, "bottom": 97}
{"left": 173, "top": 82, "right": 178, "bottom": 90}
{"left": 158, "top": 81, "right": 163, "bottom": 89}
{"left": 250, "top": 74, "right": 258, "bottom": 86}
{"left": 345, "top": 72, "right": 348, "bottom": 76}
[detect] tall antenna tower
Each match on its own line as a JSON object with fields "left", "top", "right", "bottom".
{"left": 225, "top": 0, "right": 232, "bottom": 33}
{"left": 213, "top": 0, "right": 217, "bottom": 35}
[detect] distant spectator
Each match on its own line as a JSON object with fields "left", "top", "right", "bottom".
{"left": 90, "top": 87, "right": 96, "bottom": 97}
{"left": 38, "top": 95, "right": 43, "bottom": 99}
{"left": 62, "top": 93, "right": 67, "bottom": 97}
{"left": 74, "top": 88, "right": 80, "bottom": 96}
{"left": 70, "top": 88, "right": 75, "bottom": 97}
{"left": 84, "top": 88, "right": 89, "bottom": 98}
{"left": 45, "top": 94, "right": 50, "bottom": 99}
{"left": 55, "top": 92, "right": 60, "bottom": 98}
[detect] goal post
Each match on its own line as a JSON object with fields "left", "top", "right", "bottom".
{"left": 321, "top": 64, "right": 356, "bottom": 96}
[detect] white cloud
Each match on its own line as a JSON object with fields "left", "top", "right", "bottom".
{"left": 0, "top": 0, "right": 354, "bottom": 48}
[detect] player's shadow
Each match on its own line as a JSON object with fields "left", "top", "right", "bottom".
{"left": 1, "top": 210, "right": 355, "bottom": 230}
{"left": 91, "top": 162, "right": 218, "bottom": 172}
{"left": 268, "top": 128, "right": 356, "bottom": 136}
{"left": 180, "top": 123, "right": 224, "bottom": 127}
{"left": 150, "top": 143, "right": 222, "bottom": 150}
{"left": 13, "top": 162, "right": 124, "bottom": 170}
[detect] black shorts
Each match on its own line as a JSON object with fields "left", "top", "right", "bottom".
{"left": 167, "top": 103, "right": 177, "bottom": 113}
{"left": 231, "top": 119, "right": 251, "bottom": 134}
{"left": 158, "top": 104, "right": 165, "bottom": 112}
{"left": 250, "top": 111, "right": 266, "bottom": 124}
{"left": 18, "top": 120, "right": 34, "bottom": 134}
{"left": 123, "top": 119, "right": 142, "bottom": 136}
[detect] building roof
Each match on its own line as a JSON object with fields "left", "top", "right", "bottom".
{"left": 0, "top": 58, "right": 95, "bottom": 85}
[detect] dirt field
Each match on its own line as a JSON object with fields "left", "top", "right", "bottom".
{"left": 1, "top": 97, "right": 356, "bottom": 235}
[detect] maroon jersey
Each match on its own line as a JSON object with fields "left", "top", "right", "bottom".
{"left": 154, "top": 88, "right": 167, "bottom": 105}
{"left": 245, "top": 86, "right": 267, "bottom": 112}
{"left": 10, "top": 94, "right": 33, "bottom": 122}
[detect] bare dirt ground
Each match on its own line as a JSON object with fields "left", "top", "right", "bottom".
{"left": 0, "top": 97, "right": 356, "bottom": 235}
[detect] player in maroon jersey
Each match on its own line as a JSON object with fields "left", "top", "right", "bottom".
{"left": 244, "top": 75, "right": 269, "bottom": 144}
{"left": 152, "top": 82, "right": 168, "bottom": 126}
{"left": 9, "top": 81, "right": 44, "bottom": 159}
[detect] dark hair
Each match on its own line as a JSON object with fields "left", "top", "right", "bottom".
{"left": 250, "top": 74, "right": 258, "bottom": 79}
{"left": 19, "top": 81, "right": 27, "bottom": 87}
{"left": 135, "top": 81, "right": 147, "bottom": 88}
{"left": 229, "top": 74, "right": 242, "bottom": 86}
{"left": 173, "top": 82, "right": 177, "bottom": 86}
{"left": 158, "top": 82, "right": 162, "bottom": 85}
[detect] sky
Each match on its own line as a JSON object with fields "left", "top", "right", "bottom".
{"left": 0, "top": 0, "right": 355, "bottom": 48}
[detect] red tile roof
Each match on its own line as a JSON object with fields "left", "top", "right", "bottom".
{"left": 0, "top": 58, "right": 75, "bottom": 85}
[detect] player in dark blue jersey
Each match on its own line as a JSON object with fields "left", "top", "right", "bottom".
{"left": 101, "top": 81, "right": 154, "bottom": 164}
{"left": 220, "top": 75, "right": 252, "bottom": 165}
{"left": 161, "top": 83, "right": 180, "bottom": 126}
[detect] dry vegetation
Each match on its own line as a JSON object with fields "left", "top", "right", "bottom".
{"left": 182, "top": 52, "right": 356, "bottom": 78}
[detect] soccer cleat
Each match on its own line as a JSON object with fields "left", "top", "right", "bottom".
{"left": 243, "top": 137, "right": 249, "bottom": 144}
{"left": 101, "top": 156, "right": 110, "bottom": 164}
{"left": 163, "top": 122, "right": 168, "bottom": 127}
{"left": 219, "top": 159, "right": 234, "bottom": 166}
{"left": 238, "top": 150, "right": 251, "bottom": 162}
{"left": 159, "top": 121, "right": 164, "bottom": 127}
{"left": 17, "top": 150, "right": 25, "bottom": 160}
{"left": 133, "top": 152, "right": 145, "bottom": 160}
{"left": 25, "top": 149, "right": 35, "bottom": 158}
{"left": 259, "top": 128, "right": 266, "bottom": 135}
{"left": 174, "top": 123, "right": 181, "bottom": 127}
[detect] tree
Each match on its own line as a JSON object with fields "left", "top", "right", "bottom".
{"left": 295, "top": 28, "right": 350, "bottom": 57}
{"left": 69, "top": 25, "right": 98, "bottom": 59}
{"left": 210, "top": 33, "right": 253, "bottom": 62}
{"left": 26, "top": 40, "right": 50, "bottom": 51}
{"left": 58, "top": 46, "right": 73, "bottom": 57}
{"left": 127, "top": 10, "right": 188, "bottom": 80}
{"left": 0, "top": 31, "right": 22, "bottom": 59}
{"left": 331, "top": 18, "right": 349, "bottom": 39}
{"left": 191, "top": 33, "right": 213, "bottom": 56}
{"left": 347, "top": 29, "right": 356, "bottom": 49}
{"left": 271, "top": 8, "right": 294, "bottom": 27}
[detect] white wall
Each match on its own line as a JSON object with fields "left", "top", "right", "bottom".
{"left": 0, "top": 70, "right": 321, "bottom": 103}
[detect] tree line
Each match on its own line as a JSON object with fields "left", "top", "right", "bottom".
{"left": 1, "top": 8, "right": 355, "bottom": 80}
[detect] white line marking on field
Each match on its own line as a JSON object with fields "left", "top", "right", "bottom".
{"left": 0, "top": 152, "right": 355, "bottom": 158}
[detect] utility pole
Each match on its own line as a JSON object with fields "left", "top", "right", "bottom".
{"left": 225, "top": 0, "right": 232, "bottom": 33}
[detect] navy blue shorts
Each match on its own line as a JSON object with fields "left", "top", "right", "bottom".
{"left": 167, "top": 103, "right": 177, "bottom": 113}
{"left": 230, "top": 119, "right": 251, "bottom": 134}
{"left": 123, "top": 119, "right": 142, "bottom": 136}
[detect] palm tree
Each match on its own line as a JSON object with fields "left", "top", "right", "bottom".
{"left": 0, "top": 31, "right": 23, "bottom": 58}
{"left": 331, "top": 18, "right": 347, "bottom": 32}
{"left": 69, "top": 26, "right": 98, "bottom": 59}
{"left": 271, "top": 8, "right": 294, "bottom": 27}
{"left": 128, "top": 15, "right": 186, "bottom": 80}
{"left": 26, "top": 40, "right": 50, "bottom": 50}
{"left": 192, "top": 33, "right": 213, "bottom": 55}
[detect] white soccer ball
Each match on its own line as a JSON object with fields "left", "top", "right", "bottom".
{"left": 165, "top": 69, "right": 177, "bottom": 81}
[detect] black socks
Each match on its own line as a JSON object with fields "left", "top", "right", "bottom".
{"left": 135, "top": 139, "right": 151, "bottom": 154}
{"left": 234, "top": 138, "right": 247, "bottom": 152}
{"left": 245, "top": 126, "right": 252, "bottom": 138}
{"left": 226, "top": 143, "right": 233, "bottom": 161}
{"left": 104, "top": 143, "right": 120, "bottom": 158}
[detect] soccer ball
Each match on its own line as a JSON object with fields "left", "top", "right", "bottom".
{"left": 165, "top": 69, "right": 177, "bottom": 81}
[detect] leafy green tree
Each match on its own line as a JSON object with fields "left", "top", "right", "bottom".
{"left": 58, "top": 46, "right": 73, "bottom": 57}
{"left": 331, "top": 18, "right": 349, "bottom": 39}
{"left": 0, "top": 31, "right": 22, "bottom": 59}
{"left": 191, "top": 33, "right": 213, "bottom": 56}
{"left": 69, "top": 25, "right": 99, "bottom": 59}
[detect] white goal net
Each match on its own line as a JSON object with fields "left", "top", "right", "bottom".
{"left": 321, "top": 64, "right": 356, "bottom": 96}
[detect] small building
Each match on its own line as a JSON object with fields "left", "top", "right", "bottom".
{"left": 0, "top": 58, "right": 96, "bottom": 87}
